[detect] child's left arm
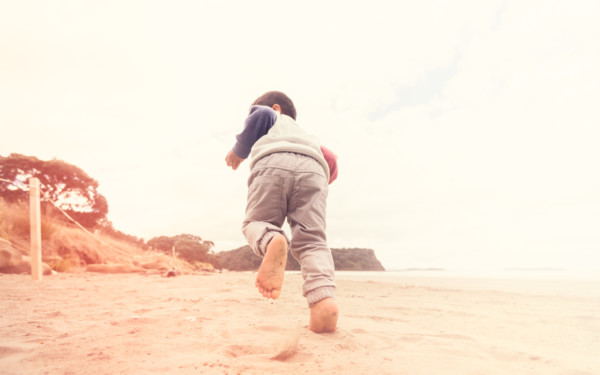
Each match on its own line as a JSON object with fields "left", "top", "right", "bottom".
{"left": 225, "top": 106, "right": 278, "bottom": 171}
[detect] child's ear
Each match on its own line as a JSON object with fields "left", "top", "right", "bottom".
{"left": 272, "top": 104, "right": 281, "bottom": 113}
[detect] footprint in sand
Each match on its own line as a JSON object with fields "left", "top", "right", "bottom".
{"left": 223, "top": 325, "right": 308, "bottom": 362}
{"left": 270, "top": 326, "right": 301, "bottom": 360}
{"left": 224, "top": 344, "right": 267, "bottom": 358}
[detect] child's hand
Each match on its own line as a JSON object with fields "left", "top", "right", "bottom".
{"left": 225, "top": 149, "right": 244, "bottom": 170}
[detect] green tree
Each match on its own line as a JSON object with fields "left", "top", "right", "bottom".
{"left": 0, "top": 153, "right": 108, "bottom": 228}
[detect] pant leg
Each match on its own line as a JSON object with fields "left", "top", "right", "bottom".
{"left": 287, "top": 156, "right": 336, "bottom": 306}
{"left": 242, "top": 158, "right": 291, "bottom": 256}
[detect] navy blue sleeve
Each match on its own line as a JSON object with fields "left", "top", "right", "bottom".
{"left": 232, "top": 105, "right": 277, "bottom": 159}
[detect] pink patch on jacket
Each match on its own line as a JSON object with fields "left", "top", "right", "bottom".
{"left": 320, "top": 145, "right": 338, "bottom": 184}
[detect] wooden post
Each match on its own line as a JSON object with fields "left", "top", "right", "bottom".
{"left": 29, "top": 177, "right": 42, "bottom": 280}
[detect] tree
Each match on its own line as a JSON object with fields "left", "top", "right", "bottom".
{"left": 147, "top": 234, "right": 216, "bottom": 264}
{"left": 0, "top": 153, "right": 108, "bottom": 228}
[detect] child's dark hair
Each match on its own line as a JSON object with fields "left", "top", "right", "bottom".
{"left": 252, "top": 91, "right": 297, "bottom": 120}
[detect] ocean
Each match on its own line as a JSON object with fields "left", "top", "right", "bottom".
{"left": 332, "top": 269, "right": 600, "bottom": 298}
{"left": 336, "top": 268, "right": 600, "bottom": 281}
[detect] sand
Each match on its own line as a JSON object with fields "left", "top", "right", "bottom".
{"left": 1, "top": 271, "right": 598, "bottom": 374}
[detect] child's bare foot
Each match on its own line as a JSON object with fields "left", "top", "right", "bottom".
{"left": 255, "top": 234, "right": 288, "bottom": 299}
{"left": 309, "top": 297, "right": 338, "bottom": 333}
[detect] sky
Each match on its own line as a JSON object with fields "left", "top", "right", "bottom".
{"left": 1, "top": 0, "right": 599, "bottom": 271}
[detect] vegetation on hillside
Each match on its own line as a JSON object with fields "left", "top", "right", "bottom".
{"left": 147, "top": 234, "right": 220, "bottom": 269}
{"left": 0, "top": 197, "right": 199, "bottom": 274}
{"left": 1, "top": 153, "right": 108, "bottom": 228}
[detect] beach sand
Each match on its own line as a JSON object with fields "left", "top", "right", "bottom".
{"left": 1, "top": 271, "right": 598, "bottom": 374}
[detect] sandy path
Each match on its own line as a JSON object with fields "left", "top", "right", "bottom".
{"left": 1, "top": 272, "right": 598, "bottom": 374}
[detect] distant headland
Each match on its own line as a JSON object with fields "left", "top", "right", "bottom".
{"left": 216, "top": 246, "right": 385, "bottom": 272}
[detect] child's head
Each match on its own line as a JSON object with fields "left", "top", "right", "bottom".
{"left": 252, "top": 91, "right": 297, "bottom": 120}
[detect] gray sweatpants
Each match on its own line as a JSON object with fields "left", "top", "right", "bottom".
{"left": 242, "top": 152, "right": 336, "bottom": 306}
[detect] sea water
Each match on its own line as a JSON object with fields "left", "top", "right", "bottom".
{"left": 335, "top": 268, "right": 600, "bottom": 281}
{"left": 332, "top": 269, "right": 600, "bottom": 299}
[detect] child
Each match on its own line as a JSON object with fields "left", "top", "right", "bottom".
{"left": 225, "top": 91, "right": 339, "bottom": 333}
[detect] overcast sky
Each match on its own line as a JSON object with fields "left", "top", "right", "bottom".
{"left": 1, "top": 0, "right": 599, "bottom": 271}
